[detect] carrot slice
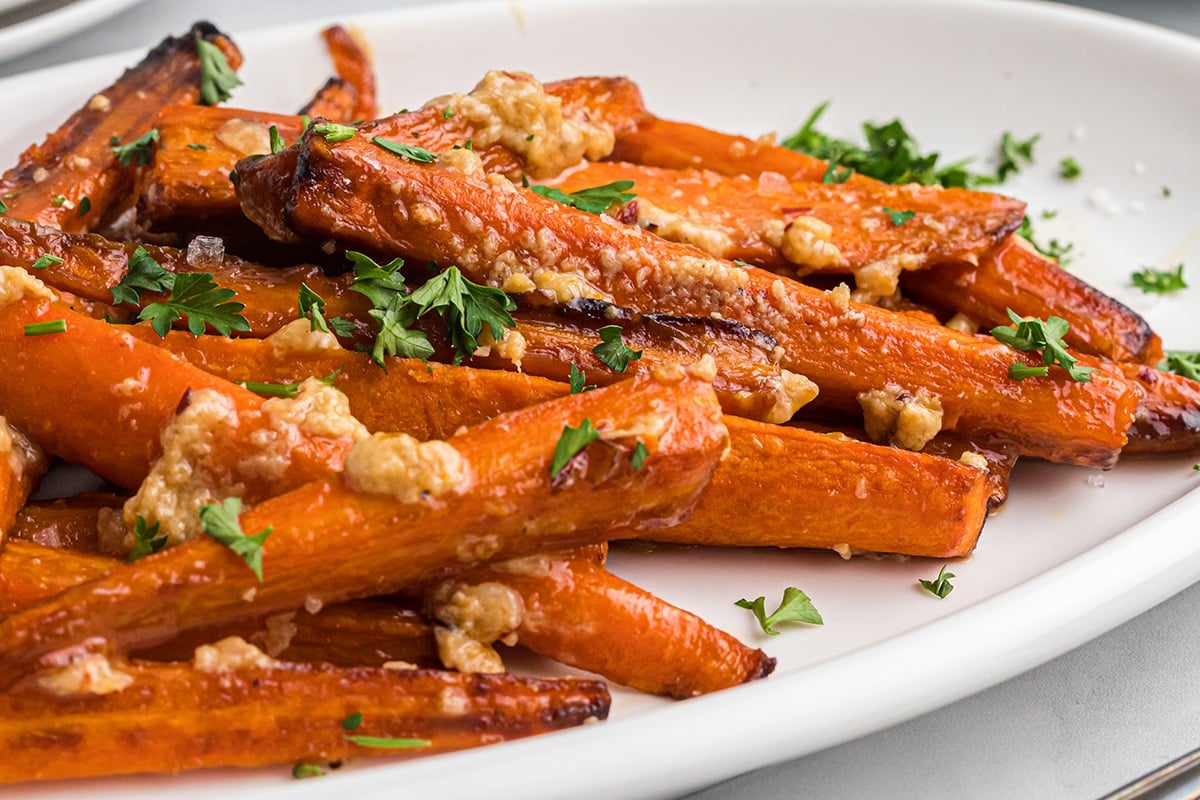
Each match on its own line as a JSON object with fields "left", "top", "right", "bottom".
{"left": 1120, "top": 363, "right": 1200, "bottom": 454}
{"left": 0, "top": 419, "right": 46, "bottom": 542}
{"left": 317, "top": 25, "right": 377, "bottom": 122}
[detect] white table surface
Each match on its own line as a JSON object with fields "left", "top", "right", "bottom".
{"left": 2, "top": 1, "right": 1197, "bottom": 798}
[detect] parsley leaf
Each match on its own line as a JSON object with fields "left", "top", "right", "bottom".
{"left": 78, "top": 196, "right": 91, "bottom": 216}
{"left": 1008, "top": 363, "right": 1050, "bottom": 380}
{"left": 24, "top": 320, "right": 66, "bottom": 336}
{"left": 568, "top": 363, "right": 595, "bottom": 394}
{"left": 111, "top": 129, "right": 159, "bottom": 167}
{"left": 127, "top": 515, "right": 168, "bottom": 562}
{"left": 345, "top": 251, "right": 409, "bottom": 308}
{"left": 368, "top": 303, "right": 435, "bottom": 363}
{"left": 268, "top": 125, "right": 285, "bottom": 154}
{"left": 298, "top": 283, "right": 338, "bottom": 334}
{"left": 736, "top": 587, "right": 824, "bottom": 635}
{"left": 198, "top": 497, "right": 272, "bottom": 582}
{"left": 883, "top": 207, "right": 915, "bottom": 226}
{"left": 292, "top": 763, "right": 325, "bottom": 780}
{"left": 530, "top": 180, "right": 635, "bottom": 214}
{"left": 1159, "top": 351, "right": 1200, "bottom": 381}
{"left": 630, "top": 441, "right": 649, "bottom": 470}
{"left": 195, "top": 37, "right": 242, "bottom": 106}
{"left": 593, "top": 325, "right": 643, "bottom": 372}
{"left": 111, "top": 246, "right": 175, "bottom": 305}
{"left": 1017, "top": 215, "right": 1074, "bottom": 265}
{"left": 995, "top": 131, "right": 1039, "bottom": 182}
{"left": 918, "top": 565, "right": 956, "bottom": 598}
{"left": 550, "top": 418, "right": 600, "bottom": 477}
{"left": 138, "top": 272, "right": 250, "bottom": 337}
{"left": 372, "top": 136, "right": 437, "bottom": 163}
{"left": 31, "top": 254, "right": 63, "bottom": 270}
{"left": 342, "top": 712, "right": 364, "bottom": 731}
{"left": 1131, "top": 264, "right": 1187, "bottom": 295}
{"left": 408, "top": 267, "right": 517, "bottom": 364}
{"left": 312, "top": 122, "right": 357, "bottom": 143}
{"left": 343, "top": 735, "right": 431, "bottom": 750}
{"left": 1058, "top": 156, "right": 1082, "bottom": 180}
{"left": 990, "top": 308, "right": 1092, "bottom": 382}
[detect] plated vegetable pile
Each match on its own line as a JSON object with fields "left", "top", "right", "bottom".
{"left": 0, "top": 20, "right": 1194, "bottom": 785}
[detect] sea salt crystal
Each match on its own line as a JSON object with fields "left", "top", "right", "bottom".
{"left": 1086, "top": 472, "right": 1106, "bottom": 489}
{"left": 186, "top": 235, "right": 225, "bottom": 268}
{"left": 1087, "top": 187, "right": 1123, "bottom": 216}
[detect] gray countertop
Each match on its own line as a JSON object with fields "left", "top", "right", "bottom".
{"left": 4, "top": 1, "right": 1197, "bottom": 798}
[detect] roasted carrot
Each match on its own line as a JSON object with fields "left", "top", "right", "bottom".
{"left": 0, "top": 659, "right": 609, "bottom": 783}
{"left": 0, "top": 418, "right": 46, "bottom": 541}
{"left": 10, "top": 493, "right": 123, "bottom": 554}
{"left": 453, "top": 553, "right": 774, "bottom": 698}
{"left": 1120, "top": 363, "right": 1200, "bottom": 454}
{"left": 0, "top": 541, "right": 114, "bottom": 614}
{"left": 550, "top": 160, "right": 1025, "bottom": 289}
{"left": 236, "top": 127, "right": 1140, "bottom": 467}
{"left": 298, "top": 77, "right": 359, "bottom": 121}
{"left": 0, "top": 369, "right": 727, "bottom": 688}
{"left": 317, "top": 25, "right": 377, "bottom": 122}
{"left": 0, "top": 23, "right": 242, "bottom": 232}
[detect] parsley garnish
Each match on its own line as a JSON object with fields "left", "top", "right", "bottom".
{"left": 24, "top": 319, "right": 66, "bottom": 336}
{"left": 1058, "top": 156, "right": 1082, "bottom": 180}
{"left": 50, "top": 195, "right": 66, "bottom": 207}
{"left": 0, "top": 199, "right": 7, "bottom": 213}
{"left": 196, "top": 37, "right": 241, "bottom": 106}
{"left": 127, "top": 516, "right": 167, "bottom": 562}
{"left": 198, "top": 497, "right": 272, "bottom": 582}
{"left": 883, "top": 207, "right": 915, "bottom": 226}
{"left": 1159, "top": 351, "right": 1200, "bottom": 381}
{"left": 343, "top": 736, "right": 431, "bottom": 750}
{"left": 530, "top": 180, "right": 636, "bottom": 214}
{"left": 736, "top": 587, "right": 823, "bottom": 635}
{"left": 297, "top": 283, "right": 353, "bottom": 336}
{"left": 630, "top": 441, "right": 649, "bottom": 470}
{"left": 990, "top": 308, "right": 1093, "bottom": 382}
{"left": 342, "top": 712, "right": 363, "bottom": 730}
{"left": 821, "top": 155, "right": 853, "bottom": 185}
{"left": 408, "top": 266, "right": 517, "bottom": 364}
{"left": 268, "top": 125, "right": 285, "bottom": 154}
{"left": 31, "top": 254, "right": 63, "bottom": 270}
{"left": 995, "top": 132, "right": 1039, "bottom": 182}
{"left": 1131, "top": 264, "right": 1187, "bottom": 295}
{"left": 313, "top": 122, "right": 357, "bottom": 143}
{"left": 918, "top": 565, "right": 955, "bottom": 598}
{"left": 550, "top": 418, "right": 600, "bottom": 478}
{"left": 443, "top": 105, "right": 454, "bottom": 120}
{"left": 292, "top": 763, "right": 325, "bottom": 779}
{"left": 592, "top": 325, "right": 643, "bottom": 372}
{"left": 78, "top": 196, "right": 91, "bottom": 216}
{"left": 372, "top": 136, "right": 437, "bottom": 163}
{"left": 568, "top": 363, "right": 595, "bottom": 394}
{"left": 110, "top": 245, "right": 174, "bottom": 305}
{"left": 139, "top": 272, "right": 250, "bottom": 337}
{"left": 1162, "top": 185, "right": 1172, "bottom": 198}
{"left": 111, "top": 129, "right": 159, "bottom": 167}
{"left": 187, "top": 142, "right": 210, "bottom": 150}
{"left": 344, "top": 251, "right": 433, "bottom": 365}
{"left": 240, "top": 369, "right": 341, "bottom": 399}
{"left": 1017, "top": 215, "right": 1074, "bottom": 265}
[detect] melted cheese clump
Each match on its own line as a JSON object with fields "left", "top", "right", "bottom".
{"left": 857, "top": 384, "right": 944, "bottom": 451}
{"left": 343, "top": 432, "right": 470, "bottom": 504}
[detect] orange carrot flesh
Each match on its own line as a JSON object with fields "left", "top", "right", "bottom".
{"left": 0, "top": 419, "right": 47, "bottom": 541}
{"left": 1121, "top": 363, "right": 1200, "bottom": 454}
{"left": 0, "top": 541, "right": 115, "bottom": 614}
{"left": 319, "top": 25, "right": 377, "bottom": 121}
{"left": 0, "top": 661, "right": 609, "bottom": 783}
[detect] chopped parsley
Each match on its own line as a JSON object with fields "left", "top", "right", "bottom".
{"left": 592, "top": 325, "right": 643, "bottom": 372}
{"left": 127, "top": 516, "right": 168, "bottom": 562}
{"left": 297, "top": 283, "right": 353, "bottom": 336}
{"left": 568, "top": 363, "right": 595, "bottom": 394}
{"left": 408, "top": 266, "right": 517, "bottom": 364}
{"left": 240, "top": 369, "right": 341, "bottom": 399}
{"left": 78, "top": 196, "right": 91, "bottom": 216}
{"left": 110, "top": 246, "right": 174, "bottom": 305}
{"left": 187, "top": 142, "right": 210, "bottom": 150}
{"left": 268, "top": 125, "right": 286, "bottom": 154}
{"left": 342, "top": 712, "right": 364, "bottom": 731}
{"left": 1162, "top": 185, "right": 1172, "bottom": 198}
{"left": 24, "top": 319, "right": 66, "bottom": 336}
{"left": 292, "top": 763, "right": 325, "bottom": 779}
{"left": 372, "top": 136, "right": 438, "bottom": 163}
{"left": 0, "top": 199, "right": 6, "bottom": 214}
{"left": 198, "top": 497, "right": 272, "bottom": 582}
{"left": 918, "top": 565, "right": 956, "bottom": 598}
{"left": 995, "top": 131, "right": 1039, "bottom": 182}
{"left": 1017, "top": 215, "right": 1074, "bottom": 265}
{"left": 630, "top": 441, "right": 649, "bottom": 470}
{"left": 30, "top": 254, "right": 63, "bottom": 270}
{"left": 883, "top": 207, "right": 915, "bottom": 226}
{"left": 344, "top": 251, "right": 432, "bottom": 365}
{"left": 736, "top": 587, "right": 823, "bottom": 635}
{"left": 1131, "top": 264, "right": 1187, "bottom": 295}
{"left": 531, "top": 180, "right": 636, "bottom": 215}
{"left": 1058, "top": 156, "right": 1082, "bottom": 180}
{"left": 196, "top": 36, "right": 242, "bottom": 105}
{"left": 550, "top": 418, "right": 600, "bottom": 478}
{"left": 50, "top": 195, "right": 66, "bottom": 207}
{"left": 138, "top": 272, "right": 249, "bottom": 337}
{"left": 443, "top": 105, "right": 454, "bottom": 120}
{"left": 111, "top": 129, "right": 159, "bottom": 167}
{"left": 1159, "top": 351, "right": 1200, "bottom": 381}
{"left": 312, "top": 122, "right": 357, "bottom": 143}
{"left": 343, "top": 735, "right": 431, "bottom": 750}
{"left": 990, "top": 308, "right": 1093, "bottom": 382}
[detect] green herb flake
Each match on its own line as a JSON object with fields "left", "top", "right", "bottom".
{"left": 530, "top": 180, "right": 636, "bottom": 215}
{"left": 78, "top": 196, "right": 91, "bottom": 216}
{"left": 196, "top": 36, "right": 242, "bottom": 106}
{"left": 736, "top": 587, "right": 823, "bottom": 635}
{"left": 240, "top": 369, "right": 341, "bottom": 399}
{"left": 127, "top": 516, "right": 168, "bottom": 562}
{"left": 630, "top": 441, "right": 649, "bottom": 470}
{"left": 995, "top": 131, "right": 1040, "bottom": 182}
{"left": 0, "top": 199, "right": 7, "bottom": 214}
{"left": 50, "top": 195, "right": 66, "bottom": 208}
{"left": 268, "top": 125, "right": 286, "bottom": 154}
{"left": 568, "top": 363, "right": 595, "bottom": 394}
{"left": 24, "top": 319, "right": 67, "bottom": 337}
{"left": 883, "top": 207, "right": 915, "bottom": 226}
{"left": 1008, "top": 363, "right": 1050, "bottom": 380}
{"left": 313, "top": 122, "right": 357, "bottom": 143}
{"left": 198, "top": 497, "right": 272, "bottom": 582}
{"left": 1058, "top": 156, "right": 1082, "bottom": 180}
{"left": 343, "top": 735, "right": 431, "bottom": 750}
{"left": 1159, "top": 351, "right": 1200, "bottom": 381}
{"left": 1041, "top": 208, "right": 1059, "bottom": 220}
{"left": 550, "top": 418, "right": 601, "bottom": 478}
{"left": 919, "top": 565, "right": 956, "bottom": 598}
{"left": 1131, "top": 264, "right": 1187, "bottom": 295}
{"left": 372, "top": 136, "right": 438, "bottom": 163}
{"left": 592, "top": 325, "right": 643, "bottom": 372}
{"left": 111, "top": 129, "right": 160, "bottom": 167}
{"left": 1162, "top": 185, "right": 1172, "bottom": 198}
{"left": 991, "top": 308, "right": 1092, "bottom": 382}
{"left": 292, "top": 763, "right": 325, "bottom": 780}
{"left": 110, "top": 246, "right": 175, "bottom": 306}
{"left": 187, "top": 142, "right": 210, "bottom": 150}
{"left": 31, "top": 254, "right": 63, "bottom": 270}
{"left": 1017, "top": 215, "right": 1074, "bottom": 265}
{"left": 342, "top": 712, "right": 364, "bottom": 731}
{"left": 408, "top": 266, "right": 517, "bottom": 364}
{"left": 443, "top": 105, "right": 454, "bottom": 120}
{"left": 138, "top": 272, "right": 249, "bottom": 338}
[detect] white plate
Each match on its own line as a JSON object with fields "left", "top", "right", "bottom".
{"left": 0, "top": 0, "right": 149, "bottom": 64}
{"left": 5, "top": 0, "right": 1200, "bottom": 797}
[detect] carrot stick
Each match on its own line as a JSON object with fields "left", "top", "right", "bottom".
{"left": 455, "top": 553, "right": 774, "bottom": 698}
{"left": 0, "top": 23, "right": 242, "bottom": 232}
{"left": 1120, "top": 363, "right": 1200, "bottom": 454}
{"left": 318, "top": 25, "right": 377, "bottom": 121}
{"left": 0, "top": 659, "right": 609, "bottom": 783}
{"left": 10, "top": 493, "right": 124, "bottom": 554}
{"left": 0, "top": 541, "right": 114, "bottom": 614}
{"left": 0, "top": 418, "right": 46, "bottom": 541}
{"left": 0, "top": 369, "right": 727, "bottom": 688}
{"left": 236, "top": 128, "right": 1140, "bottom": 467}
{"left": 298, "top": 77, "right": 359, "bottom": 121}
